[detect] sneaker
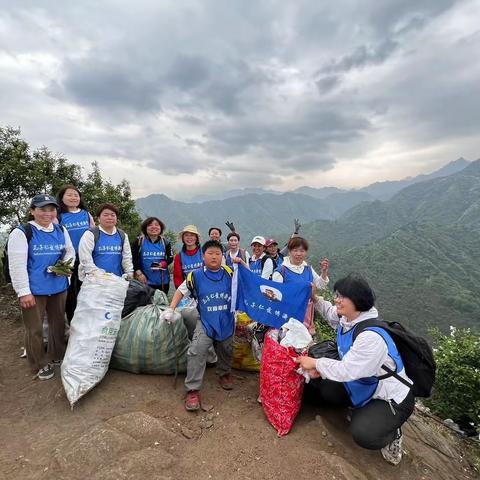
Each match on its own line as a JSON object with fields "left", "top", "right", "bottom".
{"left": 185, "top": 390, "right": 201, "bottom": 411}
{"left": 219, "top": 373, "right": 233, "bottom": 390}
{"left": 20, "top": 347, "right": 27, "bottom": 358}
{"left": 51, "top": 359, "right": 62, "bottom": 367}
{"left": 381, "top": 430, "right": 403, "bottom": 465}
{"left": 37, "top": 364, "right": 54, "bottom": 381}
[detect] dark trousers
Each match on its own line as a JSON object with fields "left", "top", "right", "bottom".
{"left": 65, "top": 257, "right": 81, "bottom": 322}
{"left": 22, "top": 291, "right": 67, "bottom": 372}
{"left": 307, "top": 379, "right": 415, "bottom": 450}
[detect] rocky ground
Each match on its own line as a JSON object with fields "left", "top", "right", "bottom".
{"left": 0, "top": 284, "right": 478, "bottom": 480}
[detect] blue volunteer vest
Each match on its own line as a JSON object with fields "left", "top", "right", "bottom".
{"left": 225, "top": 249, "right": 244, "bottom": 268}
{"left": 336, "top": 324, "right": 405, "bottom": 407}
{"left": 179, "top": 249, "right": 203, "bottom": 276}
{"left": 92, "top": 230, "right": 123, "bottom": 277}
{"left": 140, "top": 237, "right": 169, "bottom": 286}
{"left": 249, "top": 256, "right": 265, "bottom": 276}
{"left": 60, "top": 209, "right": 90, "bottom": 251}
{"left": 26, "top": 224, "right": 68, "bottom": 295}
{"left": 192, "top": 268, "right": 234, "bottom": 341}
{"left": 275, "top": 254, "right": 284, "bottom": 268}
{"left": 277, "top": 264, "right": 313, "bottom": 284}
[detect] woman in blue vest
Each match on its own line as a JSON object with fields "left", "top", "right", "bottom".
{"left": 225, "top": 232, "right": 250, "bottom": 269}
{"left": 56, "top": 185, "right": 95, "bottom": 321}
{"left": 248, "top": 236, "right": 274, "bottom": 279}
{"left": 173, "top": 225, "right": 203, "bottom": 289}
{"left": 78, "top": 203, "right": 134, "bottom": 280}
{"left": 7, "top": 194, "right": 75, "bottom": 380}
{"left": 132, "top": 216, "right": 173, "bottom": 293}
{"left": 271, "top": 236, "right": 329, "bottom": 334}
{"left": 296, "top": 275, "right": 414, "bottom": 465}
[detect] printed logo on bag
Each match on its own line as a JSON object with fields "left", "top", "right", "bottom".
{"left": 104, "top": 311, "right": 112, "bottom": 319}
{"left": 260, "top": 284, "right": 282, "bottom": 302}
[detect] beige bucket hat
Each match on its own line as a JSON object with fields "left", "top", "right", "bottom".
{"left": 178, "top": 224, "right": 201, "bottom": 241}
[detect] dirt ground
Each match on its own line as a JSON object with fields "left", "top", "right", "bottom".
{"left": 0, "top": 284, "right": 478, "bottom": 480}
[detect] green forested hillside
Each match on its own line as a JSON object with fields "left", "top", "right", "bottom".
{"left": 299, "top": 161, "right": 480, "bottom": 335}
{"left": 313, "top": 223, "right": 480, "bottom": 336}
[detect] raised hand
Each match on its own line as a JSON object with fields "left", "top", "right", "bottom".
{"left": 294, "top": 218, "right": 301, "bottom": 234}
{"left": 225, "top": 220, "right": 236, "bottom": 232}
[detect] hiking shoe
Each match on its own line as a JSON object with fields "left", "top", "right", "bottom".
{"left": 381, "top": 430, "right": 403, "bottom": 465}
{"left": 219, "top": 373, "right": 233, "bottom": 390}
{"left": 185, "top": 390, "right": 201, "bottom": 411}
{"left": 37, "top": 364, "right": 54, "bottom": 380}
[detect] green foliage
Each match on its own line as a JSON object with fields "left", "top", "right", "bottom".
{"left": 313, "top": 287, "right": 336, "bottom": 341}
{"left": 425, "top": 328, "right": 480, "bottom": 429}
{"left": 163, "top": 229, "right": 178, "bottom": 255}
{"left": 0, "top": 126, "right": 141, "bottom": 239}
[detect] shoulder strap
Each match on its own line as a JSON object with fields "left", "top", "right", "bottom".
{"left": 137, "top": 234, "right": 145, "bottom": 249}
{"left": 186, "top": 271, "right": 196, "bottom": 297}
{"left": 90, "top": 226, "right": 101, "bottom": 246}
{"left": 22, "top": 223, "right": 33, "bottom": 243}
{"left": 222, "top": 265, "right": 233, "bottom": 277}
{"left": 352, "top": 319, "right": 413, "bottom": 389}
{"left": 117, "top": 228, "right": 126, "bottom": 247}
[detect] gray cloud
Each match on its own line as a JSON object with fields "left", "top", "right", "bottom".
{"left": 0, "top": 0, "right": 478, "bottom": 200}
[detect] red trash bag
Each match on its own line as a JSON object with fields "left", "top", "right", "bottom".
{"left": 260, "top": 330, "right": 305, "bottom": 436}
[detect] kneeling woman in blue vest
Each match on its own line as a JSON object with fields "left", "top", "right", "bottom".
{"left": 78, "top": 203, "right": 134, "bottom": 280}
{"left": 8, "top": 194, "right": 75, "bottom": 380}
{"left": 296, "top": 275, "right": 414, "bottom": 466}
{"left": 165, "top": 240, "right": 237, "bottom": 411}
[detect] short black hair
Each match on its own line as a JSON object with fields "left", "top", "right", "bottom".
{"left": 208, "top": 227, "right": 222, "bottom": 237}
{"left": 96, "top": 202, "right": 119, "bottom": 217}
{"left": 141, "top": 216, "right": 166, "bottom": 236}
{"left": 202, "top": 240, "right": 224, "bottom": 254}
{"left": 333, "top": 274, "right": 376, "bottom": 312}
{"left": 227, "top": 232, "right": 240, "bottom": 241}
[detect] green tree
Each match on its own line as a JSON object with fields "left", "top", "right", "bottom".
{"left": 425, "top": 327, "right": 480, "bottom": 429}
{"left": 81, "top": 162, "right": 142, "bottom": 239}
{"left": 0, "top": 126, "right": 142, "bottom": 239}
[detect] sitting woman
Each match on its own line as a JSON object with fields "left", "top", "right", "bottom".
{"left": 296, "top": 275, "right": 414, "bottom": 466}
{"left": 132, "top": 217, "right": 173, "bottom": 293}
{"left": 271, "top": 236, "right": 328, "bottom": 334}
{"left": 78, "top": 203, "right": 133, "bottom": 280}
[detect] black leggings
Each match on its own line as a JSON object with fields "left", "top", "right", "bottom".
{"left": 65, "top": 257, "right": 81, "bottom": 322}
{"left": 307, "top": 379, "right": 415, "bottom": 450}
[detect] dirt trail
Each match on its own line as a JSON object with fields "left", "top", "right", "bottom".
{"left": 0, "top": 285, "right": 478, "bottom": 480}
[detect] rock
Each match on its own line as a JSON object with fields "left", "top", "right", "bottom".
{"left": 181, "top": 427, "right": 195, "bottom": 439}
{"left": 106, "top": 412, "right": 177, "bottom": 447}
{"left": 93, "top": 447, "right": 175, "bottom": 480}
{"left": 53, "top": 425, "right": 138, "bottom": 476}
{"left": 322, "top": 431, "right": 327, "bottom": 437}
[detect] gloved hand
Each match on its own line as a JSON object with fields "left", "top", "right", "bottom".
{"left": 161, "top": 307, "right": 175, "bottom": 322}
{"left": 294, "top": 218, "right": 301, "bottom": 234}
{"left": 225, "top": 220, "right": 236, "bottom": 232}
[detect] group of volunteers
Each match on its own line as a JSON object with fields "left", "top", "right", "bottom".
{"left": 7, "top": 187, "right": 414, "bottom": 466}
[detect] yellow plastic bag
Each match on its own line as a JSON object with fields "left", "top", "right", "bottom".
{"left": 232, "top": 311, "right": 261, "bottom": 372}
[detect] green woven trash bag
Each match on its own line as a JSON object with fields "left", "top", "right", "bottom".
{"left": 111, "top": 290, "right": 189, "bottom": 374}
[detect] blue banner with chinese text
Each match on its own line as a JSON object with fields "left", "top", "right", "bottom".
{"left": 235, "top": 264, "right": 310, "bottom": 328}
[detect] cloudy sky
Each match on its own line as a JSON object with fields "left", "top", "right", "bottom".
{"left": 1, "top": 0, "right": 479, "bottom": 200}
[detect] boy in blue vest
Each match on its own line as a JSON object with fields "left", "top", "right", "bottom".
{"left": 165, "top": 240, "right": 236, "bottom": 411}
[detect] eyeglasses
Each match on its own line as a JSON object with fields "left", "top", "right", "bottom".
{"left": 334, "top": 291, "right": 345, "bottom": 301}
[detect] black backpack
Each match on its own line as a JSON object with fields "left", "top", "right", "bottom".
{"left": 2, "top": 224, "right": 34, "bottom": 284}
{"left": 90, "top": 226, "right": 126, "bottom": 249}
{"left": 353, "top": 319, "right": 436, "bottom": 398}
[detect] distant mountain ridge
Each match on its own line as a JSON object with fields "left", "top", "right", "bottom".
{"left": 181, "top": 158, "right": 470, "bottom": 203}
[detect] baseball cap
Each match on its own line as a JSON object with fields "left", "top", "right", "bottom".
{"left": 265, "top": 238, "right": 278, "bottom": 247}
{"left": 250, "top": 235, "right": 266, "bottom": 246}
{"left": 30, "top": 194, "right": 58, "bottom": 208}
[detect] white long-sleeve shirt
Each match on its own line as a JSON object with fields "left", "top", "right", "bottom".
{"left": 314, "top": 298, "right": 411, "bottom": 404}
{"left": 8, "top": 221, "right": 75, "bottom": 298}
{"left": 271, "top": 257, "right": 329, "bottom": 289}
{"left": 78, "top": 226, "right": 133, "bottom": 280}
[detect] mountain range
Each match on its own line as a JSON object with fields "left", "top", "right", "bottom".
{"left": 135, "top": 157, "right": 480, "bottom": 335}
{"left": 136, "top": 158, "right": 473, "bottom": 241}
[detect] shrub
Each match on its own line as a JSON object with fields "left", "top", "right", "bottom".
{"left": 425, "top": 327, "right": 480, "bottom": 431}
